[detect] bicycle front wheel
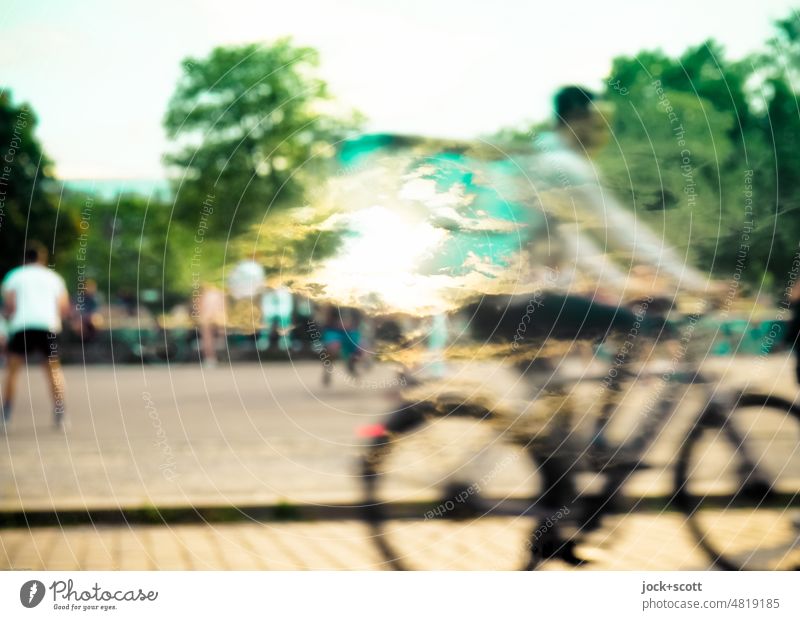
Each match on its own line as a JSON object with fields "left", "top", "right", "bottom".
{"left": 676, "top": 393, "right": 800, "bottom": 570}
{"left": 361, "top": 402, "right": 552, "bottom": 570}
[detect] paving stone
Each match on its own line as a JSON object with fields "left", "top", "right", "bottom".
{"left": 0, "top": 513, "right": 747, "bottom": 570}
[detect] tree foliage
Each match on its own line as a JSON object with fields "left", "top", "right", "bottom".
{"left": 0, "top": 92, "right": 76, "bottom": 277}
{"left": 596, "top": 36, "right": 800, "bottom": 290}
{"left": 493, "top": 20, "right": 800, "bottom": 293}
{"left": 164, "top": 39, "right": 361, "bottom": 241}
{"left": 58, "top": 192, "right": 190, "bottom": 308}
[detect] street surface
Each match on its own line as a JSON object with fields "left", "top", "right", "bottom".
{"left": 1, "top": 355, "right": 798, "bottom": 570}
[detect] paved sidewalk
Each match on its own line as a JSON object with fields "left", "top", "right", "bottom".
{"left": 0, "top": 355, "right": 796, "bottom": 511}
{"left": 1, "top": 356, "right": 798, "bottom": 512}
{"left": 0, "top": 513, "right": 714, "bottom": 570}
{"left": 0, "top": 362, "right": 395, "bottom": 510}
{"left": 1, "top": 355, "right": 797, "bottom": 572}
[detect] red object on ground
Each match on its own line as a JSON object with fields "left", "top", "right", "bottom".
{"left": 356, "top": 424, "right": 387, "bottom": 438}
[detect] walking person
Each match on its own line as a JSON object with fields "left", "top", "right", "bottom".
{"left": 195, "top": 283, "right": 225, "bottom": 367}
{"left": 786, "top": 279, "right": 800, "bottom": 385}
{"left": 1, "top": 243, "right": 70, "bottom": 431}
{"left": 258, "top": 283, "right": 294, "bottom": 352}
{"left": 318, "top": 305, "right": 363, "bottom": 386}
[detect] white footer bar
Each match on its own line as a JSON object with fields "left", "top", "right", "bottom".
{"left": 1, "top": 571, "right": 797, "bottom": 619}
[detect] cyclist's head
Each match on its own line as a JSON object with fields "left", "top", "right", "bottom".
{"left": 553, "top": 86, "right": 609, "bottom": 152}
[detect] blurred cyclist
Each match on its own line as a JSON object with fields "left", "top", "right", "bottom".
{"left": 530, "top": 85, "right": 710, "bottom": 298}
{"left": 381, "top": 87, "right": 717, "bottom": 564}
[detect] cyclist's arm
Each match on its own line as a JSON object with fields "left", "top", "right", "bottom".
{"left": 527, "top": 147, "right": 713, "bottom": 297}
{"left": 577, "top": 184, "right": 710, "bottom": 293}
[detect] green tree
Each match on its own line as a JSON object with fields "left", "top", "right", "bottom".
{"left": 59, "top": 193, "right": 191, "bottom": 309}
{"left": 163, "top": 39, "right": 361, "bottom": 241}
{"left": 597, "top": 45, "right": 750, "bottom": 280}
{"left": 490, "top": 45, "right": 754, "bottom": 282}
{"left": 748, "top": 14, "right": 800, "bottom": 286}
{"left": 0, "top": 92, "right": 76, "bottom": 277}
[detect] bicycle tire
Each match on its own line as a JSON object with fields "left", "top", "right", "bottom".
{"left": 360, "top": 401, "right": 551, "bottom": 570}
{"left": 675, "top": 393, "right": 800, "bottom": 570}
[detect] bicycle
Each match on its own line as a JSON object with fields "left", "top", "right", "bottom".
{"left": 359, "top": 296, "right": 800, "bottom": 570}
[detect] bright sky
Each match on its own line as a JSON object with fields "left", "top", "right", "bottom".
{"left": 1, "top": 0, "right": 797, "bottom": 179}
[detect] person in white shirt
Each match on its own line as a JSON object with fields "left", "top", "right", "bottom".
{"left": 1, "top": 243, "right": 70, "bottom": 430}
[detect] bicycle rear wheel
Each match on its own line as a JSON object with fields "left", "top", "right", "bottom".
{"left": 361, "top": 402, "right": 551, "bottom": 570}
{"left": 676, "top": 393, "right": 800, "bottom": 570}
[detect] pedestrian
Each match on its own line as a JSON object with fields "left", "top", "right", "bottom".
{"left": 319, "top": 305, "right": 363, "bottom": 386}
{"left": 1, "top": 243, "right": 70, "bottom": 430}
{"left": 71, "top": 278, "right": 102, "bottom": 342}
{"left": 195, "top": 283, "right": 225, "bottom": 367}
{"left": 258, "top": 283, "right": 294, "bottom": 351}
{"left": 786, "top": 279, "right": 800, "bottom": 385}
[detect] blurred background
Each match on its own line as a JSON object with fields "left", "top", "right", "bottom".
{"left": 2, "top": 0, "right": 800, "bottom": 571}
{"left": 3, "top": 1, "right": 800, "bottom": 348}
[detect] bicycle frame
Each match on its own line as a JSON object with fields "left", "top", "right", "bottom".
{"left": 362, "top": 309, "right": 797, "bottom": 570}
